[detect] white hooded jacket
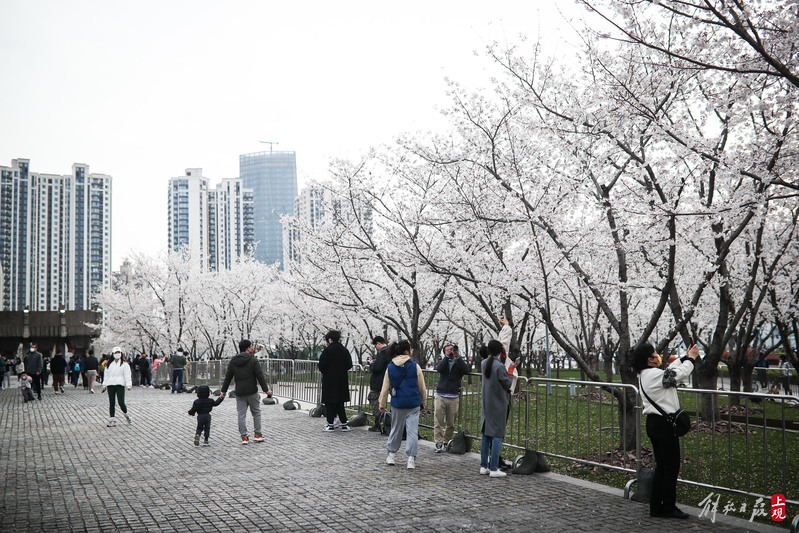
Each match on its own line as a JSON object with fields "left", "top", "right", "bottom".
{"left": 103, "top": 360, "right": 132, "bottom": 388}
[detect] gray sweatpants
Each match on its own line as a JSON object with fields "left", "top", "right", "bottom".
{"left": 387, "top": 406, "right": 420, "bottom": 458}
{"left": 236, "top": 393, "right": 262, "bottom": 437}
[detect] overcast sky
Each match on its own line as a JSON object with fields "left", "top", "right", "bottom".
{"left": 0, "top": 0, "right": 580, "bottom": 270}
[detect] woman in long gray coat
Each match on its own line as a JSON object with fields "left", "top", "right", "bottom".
{"left": 480, "top": 339, "right": 512, "bottom": 478}
{"left": 318, "top": 330, "right": 353, "bottom": 432}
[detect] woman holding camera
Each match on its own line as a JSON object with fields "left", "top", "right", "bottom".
{"left": 634, "top": 341, "right": 699, "bottom": 519}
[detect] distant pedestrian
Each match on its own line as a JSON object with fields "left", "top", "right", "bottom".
{"left": 24, "top": 342, "right": 44, "bottom": 400}
{"left": 85, "top": 349, "right": 99, "bottom": 393}
{"left": 11, "top": 357, "right": 25, "bottom": 381}
{"left": 19, "top": 372, "right": 35, "bottom": 402}
{"left": 15, "top": 357, "right": 24, "bottom": 380}
{"left": 101, "top": 347, "right": 132, "bottom": 427}
{"left": 68, "top": 354, "right": 82, "bottom": 388}
{"left": 137, "top": 353, "right": 152, "bottom": 387}
{"left": 151, "top": 355, "right": 165, "bottom": 387}
{"left": 367, "top": 336, "right": 390, "bottom": 432}
{"left": 433, "top": 343, "right": 469, "bottom": 453}
{"left": 188, "top": 384, "right": 224, "bottom": 446}
{"left": 754, "top": 352, "right": 769, "bottom": 390}
{"left": 98, "top": 354, "right": 109, "bottom": 384}
{"left": 379, "top": 340, "right": 427, "bottom": 470}
{"left": 318, "top": 330, "right": 353, "bottom": 432}
{"left": 169, "top": 348, "right": 187, "bottom": 393}
{"left": 50, "top": 351, "right": 68, "bottom": 393}
{"left": 41, "top": 352, "right": 51, "bottom": 385}
{"left": 480, "top": 340, "right": 511, "bottom": 478}
{"left": 0, "top": 356, "right": 6, "bottom": 389}
{"left": 779, "top": 355, "right": 793, "bottom": 395}
{"left": 220, "top": 340, "right": 271, "bottom": 445}
{"left": 77, "top": 354, "right": 89, "bottom": 389}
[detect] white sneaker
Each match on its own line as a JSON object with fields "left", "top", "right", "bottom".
{"left": 386, "top": 452, "right": 396, "bottom": 466}
{"left": 124, "top": 413, "right": 132, "bottom": 424}
{"left": 489, "top": 470, "right": 507, "bottom": 478}
{"left": 107, "top": 418, "right": 116, "bottom": 427}
{"left": 407, "top": 457, "right": 416, "bottom": 470}
{"left": 480, "top": 467, "right": 489, "bottom": 475}
{"left": 323, "top": 424, "right": 336, "bottom": 432}
{"left": 89, "top": 389, "right": 95, "bottom": 394}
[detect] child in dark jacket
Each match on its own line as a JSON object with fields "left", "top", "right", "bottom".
{"left": 188, "top": 385, "right": 224, "bottom": 446}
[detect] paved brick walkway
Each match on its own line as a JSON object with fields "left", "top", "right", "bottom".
{"left": 0, "top": 386, "right": 785, "bottom": 532}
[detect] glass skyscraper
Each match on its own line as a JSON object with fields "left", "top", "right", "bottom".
{"left": 239, "top": 151, "right": 297, "bottom": 267}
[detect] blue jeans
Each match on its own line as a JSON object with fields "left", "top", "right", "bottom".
{"left": 480, "top": 434, "right": 503, "bottom": 471}
{"left": 171, "top": 368, "right": 184, "bottom": 392}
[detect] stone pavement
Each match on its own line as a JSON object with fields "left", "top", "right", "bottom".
{"left": 0, "top": 386, "right": 786, "bottom": 532}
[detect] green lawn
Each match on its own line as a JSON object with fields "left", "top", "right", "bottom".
{"left": 346, "top": 372, "right": 798, "bottom": 528}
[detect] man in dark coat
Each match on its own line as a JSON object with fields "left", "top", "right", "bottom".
{"left": 50, "top": 351, "right": 68, "bottom": 393}
{"left": 368, "top": 336, "right": 390, "bottom": 432}
{"left": 433, "top": 343, "right": 470, "bottom": 452}
{"left": 220, "top": 340, "right": 271, "bottom": 445}
{"left": 24, "top": 342, "right": 44, "bottom": 400}
{"left": 318, "top": 330, "right": 353, "bottom": 432}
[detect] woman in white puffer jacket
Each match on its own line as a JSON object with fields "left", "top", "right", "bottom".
{"left": 102, "top": 346, "right": 132, "bottom": 427}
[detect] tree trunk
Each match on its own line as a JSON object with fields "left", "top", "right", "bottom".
{"left": 697, "top": 359, "right": 719, "bottom": 421}
{"left": 616, "top": 388, "right": 637, "bottom": 451}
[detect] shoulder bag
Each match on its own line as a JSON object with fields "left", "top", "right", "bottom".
{"left": 640, "top": 376, "right": 692, "bottom": 437}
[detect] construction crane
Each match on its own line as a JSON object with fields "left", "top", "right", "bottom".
{"left": 258, "top": 141, "right": 279, "bottom": 153}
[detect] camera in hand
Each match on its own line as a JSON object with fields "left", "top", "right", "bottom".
{"left": 449, "top": 345, "right": 459, "bottom": 358}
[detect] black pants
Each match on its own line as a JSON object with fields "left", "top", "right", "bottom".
{"left": 195, "top": 413, "right": 212, "bottom": 440}
{"left": 140, "top": 370, "right": 151, "bottom": 386}
{"left": 646, "top": 414, "right": 681, "bottom": 515}
{"left": 31, "top": 373, "right": 43, "bottom": 399}
{"left": 325, "top": 402, "right": 348, "bottom": 425}
{"left": 756, "top": 369, "right": 767, "bottom": 388}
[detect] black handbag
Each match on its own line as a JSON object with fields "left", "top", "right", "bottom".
{"left": 640, "top": 377, "right": 692, "bottom": 437}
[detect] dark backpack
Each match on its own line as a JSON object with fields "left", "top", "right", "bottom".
{"left": 630, "top": 466, "right": 655, "bottom": 503}
{"left": 378, "top": 411, "right": 392, "bottom": 435}
{"left": 447, "top": 429, "right": 471, "bottom": 454}
{"left": 512, "top": 449, "right": 551, "bottom": 475}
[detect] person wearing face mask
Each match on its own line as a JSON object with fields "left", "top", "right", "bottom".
{"left": 24, "top": 342, "right": 44, "bottom": 400}
{"left": 634, "top": 341, "right": 699, "bottom": 519}
{"left": 101, "top": 347, "right": 133, "bottom": 427}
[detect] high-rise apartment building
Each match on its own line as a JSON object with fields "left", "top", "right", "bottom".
{"left": 0, "top": 159, "right": 112, "bottom": 311}
{"left": 284, "top": 184, "right": 373, "bottom": 267}
{"left": 239, "top": 150, "right": 297, "bottom": 268}
{"left": 167, "top": 169, "right": 254, "bottom": 271}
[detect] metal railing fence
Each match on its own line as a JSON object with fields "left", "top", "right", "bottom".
{"left": 150, "top": 359, "right": 797, "bottom": 509}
